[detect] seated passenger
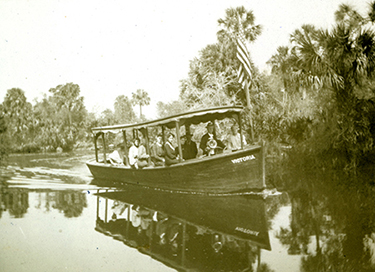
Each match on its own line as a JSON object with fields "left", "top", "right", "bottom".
{"left": 108, "top": 143, "right": 124, "bottom": 165}
{"left": 164, "top": 133, "right": 179, "bottom": 166}
{"left": 129, "top": 138, "right": 139, "bottom": 168}
{"left": 199, "top": 121, "right": 225, "bottom": 156}
{"left": 228, "top": 125, "right": 247, "bottom": 151}
{"left": 137, "top": 139, "right": 150, "bottom": 169}
{"left": 151, "top": 134, "right": 165, "bottom": 166}
{"left": 181, "top": 133, "right": 197, "bottom": 160}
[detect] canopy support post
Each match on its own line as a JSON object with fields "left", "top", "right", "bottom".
{"left": 245, "top": 80, "right": 254, "bottom": 143}
{"left": 181, "top": 221, "right": 187, "bottom": 266}
{"left": 162, "top": 126, "right": 165, "bottom": 147}
{"left": 175, "top": 121, "right": 183, "bottom": 162}
{"left": 104, "top": 193, "right": 108, "bottom": 223}
{"left": 122, "top": 130, "right": 129, "bottom": 166}
{"left": 102, "top": 133, "right": 107, "bottom": 164}
{"left": 144, "top": 127, "right": 152, "bottom": 165}
{"left": 185, "top": 123, "right": 191, "bottom": 135}
{"left": 96, "top": 191, "right": 100, "bottom": 219}
{"left": 94, "top": 133, "right": 99, "bottom": 162}
{"left": 262, "top": 140, "right": 266, "bottom": 188}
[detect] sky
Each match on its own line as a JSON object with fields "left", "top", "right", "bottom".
{"left": 0, "top": 0, "right": 370, "bottom": 117}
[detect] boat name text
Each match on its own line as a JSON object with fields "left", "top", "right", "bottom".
{"left": 231, "top": 155, "right": 256, "bottom": 164}
{"left": 235, "top": 227, "right": 259, "bottom": 236}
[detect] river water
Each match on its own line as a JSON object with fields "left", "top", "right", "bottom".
{"left": 0, "top": 151, "right": 374, "bottom": 272}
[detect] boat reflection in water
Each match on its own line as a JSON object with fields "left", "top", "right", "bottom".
{"left": 95, "top": 186, "right": 271, "bottom": 271}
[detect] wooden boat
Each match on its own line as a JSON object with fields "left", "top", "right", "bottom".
{"left": 95, "top": 186, "right": 270, "bottom": 271}
{"left": 87, "top": 106, "right": 266, "bottom": 194}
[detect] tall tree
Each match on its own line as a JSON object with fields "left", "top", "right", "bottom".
{"left": 267, "top": 46, "right": 294, "bottom": 93}
{"left": 2, "top": 88, "right": 32, "bottom": 141}
{"left": 48, "top": 83, "right": 86, "bottom": 132}
{"left": 99, "top": 108, "right": 115, "bottom": 126}
{"left": 0, "top": 104, "right": 8, "bottom": 164}
{"left": 114, "top": 95, "right": 135, "bottom": 124}
{"left": 131, "top": 89, "right": 150, "bottom": 118}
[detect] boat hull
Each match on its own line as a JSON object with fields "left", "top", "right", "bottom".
{"left": 87, "top": 145, "right": 265, "bottom": 194}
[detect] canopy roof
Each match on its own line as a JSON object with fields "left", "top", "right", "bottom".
{"left": 92, "top": 106, "right": 244, "bottom": 134}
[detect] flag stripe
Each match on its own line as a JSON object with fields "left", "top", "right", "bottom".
{"left": 236, "top": 39, "right": 252, "bottom": 76}
{"left": 236, "top": 31, "right": 252, "bottom": 88}
{"left": 237, "top": 51, "right": 252, "bottom": 77}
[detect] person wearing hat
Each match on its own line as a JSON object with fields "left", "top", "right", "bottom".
{"left": 199, "top": 121, "right": 225, "bottom": 156}
{"left": 181, "top": 133, "right": 197, "bottom": 160}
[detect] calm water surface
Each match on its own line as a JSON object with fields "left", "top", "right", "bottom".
{"left": 0, "top": 152, "right": 374, "bottom": 271}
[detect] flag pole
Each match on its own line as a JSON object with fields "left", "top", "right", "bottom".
{"left": 245, "top": 79, "right": 254, "bottom": 143}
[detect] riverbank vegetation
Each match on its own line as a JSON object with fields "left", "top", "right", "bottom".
{"left": 2, "top": 3, "right": 375, "bottom": 177}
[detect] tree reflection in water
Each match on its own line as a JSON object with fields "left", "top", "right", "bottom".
{"left": 0, "top": 188, "right": 29, "bottom": 218}
{"left": 52, "top": 191, "right": 87, "bottom": 218}
{"left": 276, "top": 168, "right": 375, "bottom": 271}
{"left": 0, "top": 188, "right": 87, "bottom": 218}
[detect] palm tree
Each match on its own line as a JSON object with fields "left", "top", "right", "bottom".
{"left": 217, "top": 6, "right": 262, "bottom": 43}
{"left": 114, "top": 95, "right": 135, "bottom": 123}
{"left": 267, "top": 46, "right": 293, "bottom": 91}
{"left": 289, "top": 2, "right": 375, "bottom": 168}
{"left": 131, "top": 89, "right": 150, "bottom": 119}
{"left": 291, "top": 5, "right": 375, "bottom": 105}
{"left": 217, "top": 6, "right": 262, "bottom": 107}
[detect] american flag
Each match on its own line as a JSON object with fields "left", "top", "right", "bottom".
{"left": 236, "top": 30, "right": 252, "bottom": 88}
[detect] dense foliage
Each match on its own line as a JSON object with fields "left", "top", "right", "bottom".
{"left": 2, "top": 3, "right": 375, "bottom": 175}
{"left": 0, "top": 83, "right": 140, "bottom": 154}
{"left": 273, "top": 3, "right": 375, "bottom": 171}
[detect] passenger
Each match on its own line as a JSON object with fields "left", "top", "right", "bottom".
{"left": 108, "top": 143, "right": 124, "bottom": 165}
{"left": 228, "top": 125, "right": 247, "bottom": 151}
{"left": 181, "top": 133, "right": 197, "bottom": 160}
{"left": 151, "top": 134, "right": 165, "bottom": 166}
{"left": 137, "top": 139, "right": 150, "bottom": 169}
{"left": 129, "top": 138, "right": 140, "bottom": 169}
{"left": 164, "top": 133, "right": 179, "bottom": 166}
{"left": 199, "top": 121, "right": 225, "bottom": 156}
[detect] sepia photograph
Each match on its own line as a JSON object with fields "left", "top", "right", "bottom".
{"left": 0, "top": 0, "right": 374, "bottom": 271}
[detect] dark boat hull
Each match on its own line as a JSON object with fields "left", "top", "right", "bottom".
{"left": 87, "top": 145, "right": 265, "bottom": 194}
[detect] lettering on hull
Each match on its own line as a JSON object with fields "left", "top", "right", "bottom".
{"left": 235, "top": 226, "right": 259, "bottom": 236}
{"left": 231, "top": 155, "right": 256, "bottom": 164}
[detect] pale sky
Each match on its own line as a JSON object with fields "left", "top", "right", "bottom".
{"left": 0, "top": 0, "right": 369, "bottom": 117}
